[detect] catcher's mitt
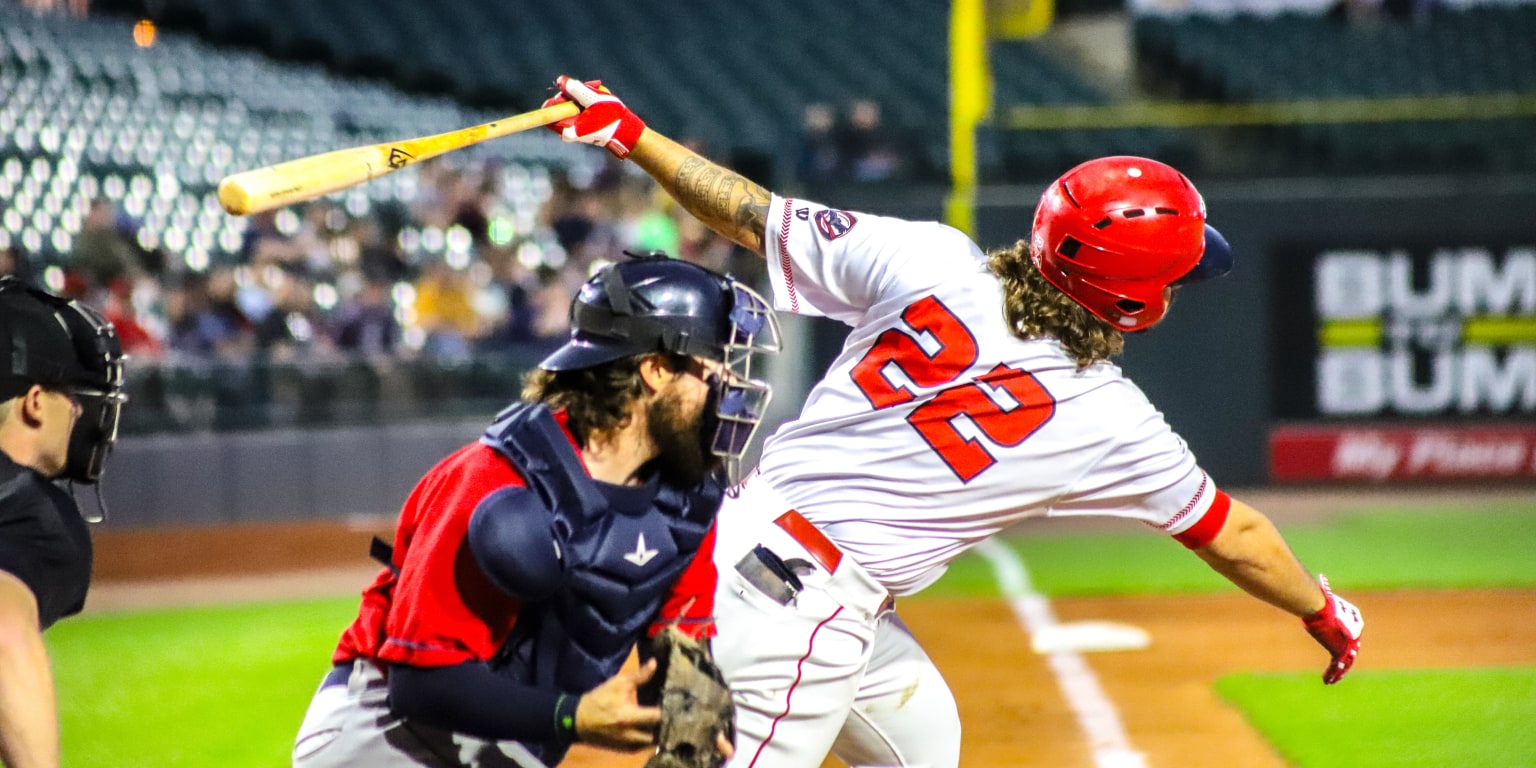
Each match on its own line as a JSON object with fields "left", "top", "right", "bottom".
{"left": 643, "top": 627, "right": 736, "bottom": 768}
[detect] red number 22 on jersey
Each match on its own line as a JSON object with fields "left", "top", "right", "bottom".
{"left": 850, "top": 295, "right": 1055, "bottom": 482}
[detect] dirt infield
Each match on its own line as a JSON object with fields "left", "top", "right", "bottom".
{"left": 84, "top": 489, "right": 1536, "bottom": 768}
{"left": 566, "top": 590, "right": 1536, "bottom": 768}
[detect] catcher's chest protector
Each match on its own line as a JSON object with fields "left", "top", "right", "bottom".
{"left": 480, "top": 405, "right": 722, "bottom": 695}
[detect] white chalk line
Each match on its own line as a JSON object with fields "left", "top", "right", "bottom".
{"left": 974, "top": 538, "right": 1147, "bottom": 768}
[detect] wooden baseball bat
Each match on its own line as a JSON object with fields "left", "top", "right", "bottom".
{"left": 218, "top": 101, "right": 580, "bottom": 216}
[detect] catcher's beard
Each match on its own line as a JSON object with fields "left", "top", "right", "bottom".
{"left": 646, "top": 384, "right": 720, "bottom": 488}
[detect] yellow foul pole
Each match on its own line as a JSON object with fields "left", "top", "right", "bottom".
{"left": 946, "top": 0, "right": 990, "bottom": 237}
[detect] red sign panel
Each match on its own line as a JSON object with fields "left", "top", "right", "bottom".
{"left": 1270, "top": 424, "right": 1536, "bottom": 482}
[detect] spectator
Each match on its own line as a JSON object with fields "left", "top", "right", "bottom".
{"left": 795, "top": 102, "right": 846, "bottom": 190}
{"left": 412, "top": 257, "right": 480, "bottom": 361}
{"left": 335, "top": 278, "right": 400, "bottom": 357}
{"left": 539, "top": 170, "right": 623, "bottom": 269}
{"left": 476, "top": 249, "right": 541, "bottom": 347}
{"left": 254, "top": 270, "right": 330, "bottom": 362}
{"left": 241, "top": 209, "right": 304, "bottom": 268}
{"left": 69, "top": 198, "right": 142, "bottom": 291}
{"left": 19, "top": 0, "right": 88, "bottom": 17}
{"left": 356, "top": 218, "right": 411, "bottom": 285}
{"left": 530, "top": 266, "right": 580, "bottom": 341}
{"left": 0, "top": 246, "right": 33, "bottom": 285}
{"left": 290, "top": 201, "right": 342, "bottom": 276}
{"left": 838, "top": 99, "right": 930, "bottom": 184}
{"left": 451, "top": 167, "right": 495, "bottom": 251}
{"left": 101, "top": 278, "right": 163, "bottom": 361}
{"left": 541, "top": 172, "right": 597, "bottom": 255}
{"left": 165, "top": 270, "right": 253, "bottom": 360}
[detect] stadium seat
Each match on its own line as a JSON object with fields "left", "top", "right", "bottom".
{"left": 0, "top": 4, "right": 592, "bottom": 266}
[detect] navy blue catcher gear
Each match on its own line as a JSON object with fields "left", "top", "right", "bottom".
{"left": 540, "top": 252, "right": 781, "bottom": 483}
{"left": 474, "top": 403, "right": 725, "bottom": 765}
{"left": 0, "top": 278, "right": 127, "bottom": 487}
{"left": 467, "top": 486, "right": 567, "bottom": 601}
{"left": 539, "top": 252, "right": 778, "bottom": 372}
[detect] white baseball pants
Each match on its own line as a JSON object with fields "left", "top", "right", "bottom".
{"left": 712, "top": 476, "right": 961, "bottom": 768}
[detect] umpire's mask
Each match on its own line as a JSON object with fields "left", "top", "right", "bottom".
{"left": 0, "top": 278, "right": 128, "bottom": 487}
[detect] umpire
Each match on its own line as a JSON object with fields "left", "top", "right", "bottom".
{"left": 0, "top": 276, "right": 127, "bottom": 768}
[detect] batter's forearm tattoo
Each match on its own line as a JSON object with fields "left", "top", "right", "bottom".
{"left": 674, "top": 157, "right": 771, "bottom": 253}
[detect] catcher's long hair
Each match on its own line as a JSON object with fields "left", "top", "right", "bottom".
{"left": 522, "top": 352, "right": 690, "bottom": 443}
{"left": 987, "top": 240, "right": 1124, "bottom": 369}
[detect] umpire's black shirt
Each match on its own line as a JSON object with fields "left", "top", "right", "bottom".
{"left": 0, "top": 450, "right": 91, "bottom": 629}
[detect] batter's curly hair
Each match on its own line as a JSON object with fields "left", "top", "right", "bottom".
{"left": 987, "top": 240, "right": 1124, "bottom": 369}
{"left": 522, "top": 352, "right": 689, "bottom": 443}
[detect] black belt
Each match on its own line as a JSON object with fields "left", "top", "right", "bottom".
{"left": 320, "top": 662, "right": 351, "bottom": 690}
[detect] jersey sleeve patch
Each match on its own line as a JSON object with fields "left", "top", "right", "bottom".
{"left": 814, "top": 209, "right": 858, "bottom": 240}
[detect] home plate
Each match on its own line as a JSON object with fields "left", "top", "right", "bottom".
{"left": 1031, "top": 621, "right": 1151, "bottom": 654}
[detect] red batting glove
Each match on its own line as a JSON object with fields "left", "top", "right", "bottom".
{"left": 540, "top": 76, "right": 647, "bottom": 159}
{"left": 1302, "top": 574, "right": 1364, "bottom": 684}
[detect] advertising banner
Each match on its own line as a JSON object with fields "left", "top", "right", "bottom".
{"left": 1270, "top": 241, "right": 1536, "bottom": 480}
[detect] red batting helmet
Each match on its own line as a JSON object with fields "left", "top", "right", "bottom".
{"left": 1030, "top": 156, "right": 1207, "bottom": 331}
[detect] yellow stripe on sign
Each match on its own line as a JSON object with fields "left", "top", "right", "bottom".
{"left": 1319, "top": 320, "right": 1383, "bottom": 348}
{"left": 1464, "top": 316, "right": 1536, "bottom": 345}
{"left": 1001, "top": 92, "right": 1536, "bottom": 131}
{"left": 990, "top": 0, "right": 1055, "bottom": 39}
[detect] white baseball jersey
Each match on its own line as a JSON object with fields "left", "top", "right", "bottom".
{"left": 756, "top": 195, "right": 1221, "bottom": 596}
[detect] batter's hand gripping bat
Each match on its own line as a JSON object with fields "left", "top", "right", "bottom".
{"left": 217, "top": 101, "right": 579, "bottom": 216}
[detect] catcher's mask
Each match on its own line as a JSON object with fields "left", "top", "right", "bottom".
{"left": 1031, "top": 155, "right": 1230, "bottom": 331}
{"left": 0, "top": 277, "right": 128, "bottom": 497}
{"left": 540, "top": 253, "right": 781, "bottom": 484}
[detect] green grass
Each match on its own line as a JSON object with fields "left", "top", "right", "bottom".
{"left": 919, "top": 503, "right": 1536, "bottom": 768}
{"left": 45, "top": 503, "right": 1536, "bottom": 766}
{"left": 48, "top": 597, "right": 358, "bottom": 768}
{"left": 1216, "top": 667, "right": 1536, "bottom": 767}
{"left": 919, "top": 503, "right": 1536, "bottom": 599}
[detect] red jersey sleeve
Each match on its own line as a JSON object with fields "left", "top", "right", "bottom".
{"left": 373, "top": 444, "right": 528, "bottom": 668}
{"left": 649, "top": 523, "right": 719, "bottom": 640}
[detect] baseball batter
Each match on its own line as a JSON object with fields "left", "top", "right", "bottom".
{"left": 546, "top": 76, "right": 1364, "bottom": 768}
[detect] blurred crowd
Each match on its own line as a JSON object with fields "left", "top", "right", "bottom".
{"left": 0, "top": 100, "right": 937, "bottom": 379}
{"left": 0, "top": 154, "right": 768, "bottom": 373}
{"left": 795, "top": 99, "right": 938, "bottom": 193}
{"left": 14, "top": 0, "right": 89, "bottom": 17}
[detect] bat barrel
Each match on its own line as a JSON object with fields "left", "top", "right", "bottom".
{"left": 217, "top": 101, "right": 578, "bottom": 217}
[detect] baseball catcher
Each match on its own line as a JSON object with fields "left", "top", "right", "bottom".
{"left": 292, "top": 254, "right": 778, "bottom": 768}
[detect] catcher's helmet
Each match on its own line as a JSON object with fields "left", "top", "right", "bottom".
{"left": 1030, "top": 156, "right": 1224, "bottom": 331}
{"left": 540, "top": 253, "right": 778, "bottom": 372}
{"left": 0, "top": 277, "right": 127, "bottom": 486}
{"left": 540, "top": 253, "right": 781, "bottom": 482}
